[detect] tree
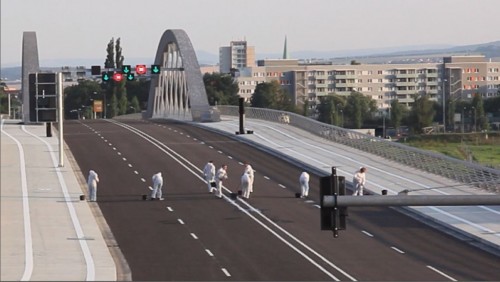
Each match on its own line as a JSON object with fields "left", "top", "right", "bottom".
{"left": 203, "top": 73, "right": 239, "bottom": 105}
{"left": 316, "top": 94, "right": 345, "bottom": 126}
{"left": 101, "top": 37, "right": 128, "bottom": 118}
{"left": 118, "top": 89, "right": 128, "bottom": 115}
{"left": 390, "top": 99, "right": 406, "bottom": 133}
{"left": 408, "top": 94, "right": 436, "bottom": 133}
{"left": 109, "top": 92, "right": 118, "bottom": 118}
{"left": 344, "top": 92, "right": 377, "bottom": 128}
{"left": 0, "top": 81, "right": 8, "bottom": 114}
{"left": 64, "top": 80, "right": 102, "bottom": 119}
{"left": 251, "top": 81, "right": 294, "bottom": 111}
{"left": 484, "top": 96, "right": 500, "bottom": 116}
{"left": 104, "top": 39, "right": 114, "bottom": 68}
{"left": 471, "top": 93, "right": 488, "bottom": 131}
{"left": 128, "top": 96, "right": 140, "bottom": 113}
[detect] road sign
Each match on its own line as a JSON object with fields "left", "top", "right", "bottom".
{"left": 93, "top": 100, "right": 103, "bottom": 113}
{"left": 28, "top": 72, "right": 58, "bottom": 122}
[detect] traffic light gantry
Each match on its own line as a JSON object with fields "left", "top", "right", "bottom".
{"left": 320, "top": 166, "right": 500, "bottom": 238}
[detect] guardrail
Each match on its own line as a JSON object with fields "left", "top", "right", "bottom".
{"left": 217, "top": 105, "right": 500, "bottom": 193}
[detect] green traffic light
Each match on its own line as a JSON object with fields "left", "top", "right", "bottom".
{"left": 126, "top": 73, "right": 135, "bottom": 81}
{"left": 122, "top": 65, "right": 131, "bottom": 74}
{"left": 151, "top": 65, "right": 160, "bottom": 74}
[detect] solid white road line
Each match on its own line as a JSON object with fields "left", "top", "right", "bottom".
{"left": 1, "top": 121, "right": 33, "bottom": 281}
{"left": 426, "top": 265, "right": 457, "bottom": 281}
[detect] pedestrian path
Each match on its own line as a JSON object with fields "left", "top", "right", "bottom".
{"left": 1, "top": 119, "right": 120, "bottom": 281}
{"left": 195, "top": 116, "right": 500, "bottom": 256}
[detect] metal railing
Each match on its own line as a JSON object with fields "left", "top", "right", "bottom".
{"left": 217, "top": 106, "right": 500, "bottom": 193}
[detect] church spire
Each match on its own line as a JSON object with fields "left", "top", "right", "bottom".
{"left": 282, "top": 35, "right": 289, "bottom": 59}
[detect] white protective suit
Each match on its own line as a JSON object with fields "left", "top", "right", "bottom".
{"left": 215, "top": 166, "right": 228, "bottom": 198}
{"left": 203, "top": 161, "right": 216, "bottom": 193}
{"left": 299, "top": 172, "right": 310, "bottom": 198}
{"left": 151, "top": 172, "right": 164, "bottom": 200}
{"left": 241, "top": 172, "right": 250, "bottom": 199}
{"left": 353, "top": 168, "right": 366, "bottom": 196}
{"left": 87, "top": 170, "right": 99, "bottom": 201}
{"left": 244, "top": 164, "right": 254, "bottom": 193}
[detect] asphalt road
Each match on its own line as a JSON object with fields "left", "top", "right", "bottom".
{"left": 63, "top": 119, "right": 500, "bottom": 281}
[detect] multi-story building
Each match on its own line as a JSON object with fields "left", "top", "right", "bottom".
{"left": 219, "top": 40, "right": 255, "bottom": 74}
{"left": 233, "top": 56, "right": 500, "bottom": 111}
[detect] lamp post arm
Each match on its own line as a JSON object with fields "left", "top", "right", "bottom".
{"left": 323, "top": 195, "right": 500, "bottom": 207}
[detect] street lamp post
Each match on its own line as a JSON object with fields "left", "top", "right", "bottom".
{"left": 472, "top": 106, "right": 477, "bottom": 132}
{"left": 462, "top": 107, "right": 465, "bottom": 133}
{"left": 442, "top": 78, "right": 447, "bottom": 133}
{"left": 382, "top": 110, "right": 386, "bottom": 138}
{"left": 103, "top": 92, "right": 107, "bottom": 119}
{"left": 337, "top": 104, "right": 343, "bottom": 127}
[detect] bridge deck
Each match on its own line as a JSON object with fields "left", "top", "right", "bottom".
{"left": 195, "top": 116, "right": 500, "bottom": 253}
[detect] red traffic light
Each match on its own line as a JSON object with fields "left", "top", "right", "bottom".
{"left": 112, "top": 72, "right": 123, "bottom": 82}
{"left": 135, "top": 65, "right": 147, "bottom": 75}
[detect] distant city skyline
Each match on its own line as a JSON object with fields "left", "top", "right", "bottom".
{"left": 2, "top": 0, "right": 500, "bottom": 67}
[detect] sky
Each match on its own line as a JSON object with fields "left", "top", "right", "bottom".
{"left": 1, "top": 0, "right": 500, "bottom": 67}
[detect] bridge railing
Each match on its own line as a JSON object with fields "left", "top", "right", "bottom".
{"left": 217, "top": 105, "right": 500, "bottom": 193}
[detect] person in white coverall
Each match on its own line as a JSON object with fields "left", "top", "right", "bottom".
{"left": 244, "top": 162, "right": 254, "bottom": 193}
{"left": 203, "top": 160, "right": 216, "bottom": 193}
{"left": 151, "top": 172, "right": 164, "bottom": 200}
{"left": 87, "top": 170, "right": 99, "bottom": 202}
{"left": 353, "top": 167, "right": 367, "bottom": 196}
{"left": 299, "top": 171, "right": 310, "bottom": 198}
{"left": 215, "top": 164, "right": 228, "bottom": 198}
{"left": 241, "top": 172, "right": 250, "bottom": 199}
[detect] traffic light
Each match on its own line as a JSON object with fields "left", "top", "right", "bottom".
{"left": 112, "top": 72, "right": 123, "bottom": 82}
{"left": 91, "top": 65, "right": 101, "bottom": 75}
{"left": 135, "top": 65, "right": 147, "bottom": 75}
{"left": 320, "top": 168, "right": 347, "bottom": 238}
{"left": 122, "top": 65, "right": 131, "bottom": 74}
{"left": 126, "top": 73, "right": 135, "bottom": 81}
{"left": 151, "top": 64, "right": 161, "bottom": 74}
{"left": 102, "top": 72, "right": 111, "bottom": 82}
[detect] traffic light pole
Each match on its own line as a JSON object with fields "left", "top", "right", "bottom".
{"left": 57, "top": 72, "right": 64, "bottom": 167}
{"left": 323, "top": 194, "right": 500, "bottom": 207}
{"left": 320, "top": 166, "right": 500, "bottom": 238}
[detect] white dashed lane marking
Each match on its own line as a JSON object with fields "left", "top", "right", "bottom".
{"left": 362, "top": 230, "right": 374, "bottom": 237}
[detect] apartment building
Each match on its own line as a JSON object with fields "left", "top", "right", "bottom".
{"left": 219, "top": 40, "right": 256, "bottom": 73}
{"left": 234, "top": 55, "right": 500, "bottom": 110}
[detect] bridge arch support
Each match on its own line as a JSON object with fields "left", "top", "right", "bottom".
{"left": 145, "top": 29, "right": 220, "bottom": 122}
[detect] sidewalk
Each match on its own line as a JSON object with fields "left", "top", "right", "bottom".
{"left": 1, "top": 119, "right": 122, "bottom": 281}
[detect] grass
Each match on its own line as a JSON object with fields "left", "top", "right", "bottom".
{"left": 400, "top": 132, "right": 500, "bottom": 169}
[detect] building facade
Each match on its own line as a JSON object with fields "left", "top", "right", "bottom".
{"left": 219, "top": 40, "right": 256, "bottom": 74}
{"left": 232, "top": 56, "right": 500, "bottom": 111}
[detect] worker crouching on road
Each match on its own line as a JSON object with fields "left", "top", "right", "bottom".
{"left": 241, "top": 172, "right": 250, "bottom": 199}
